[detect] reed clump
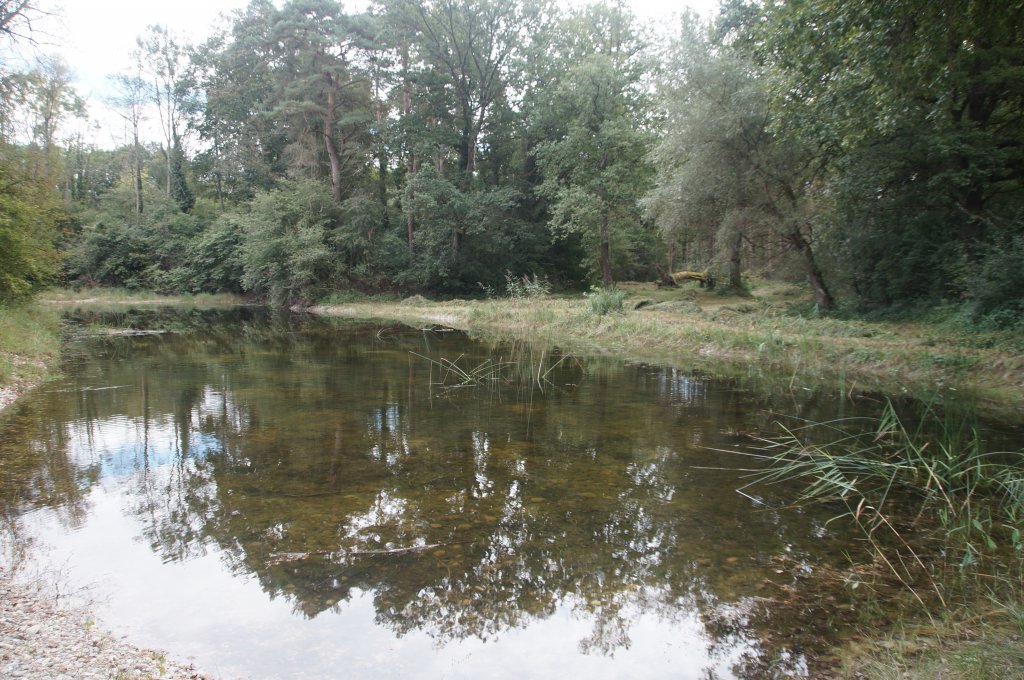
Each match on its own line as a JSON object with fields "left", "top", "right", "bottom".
{"left": 742, "top": 401, "right": 1024, "bottom": 619}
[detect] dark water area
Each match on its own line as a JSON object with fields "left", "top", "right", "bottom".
{"left": 0, "top": 307, "right": 942, "bottom": 678}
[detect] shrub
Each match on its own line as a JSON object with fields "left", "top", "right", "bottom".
{"left": 966, "top": 233, "right": 1024, "bottom": 331}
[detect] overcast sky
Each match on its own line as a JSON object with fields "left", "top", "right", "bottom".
{"left": 7, "top": 0, "right": 720, "bottom": 146}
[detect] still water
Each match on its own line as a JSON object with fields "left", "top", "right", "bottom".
{"left": 1, "top": 308, "right": 880, "bottom": 679}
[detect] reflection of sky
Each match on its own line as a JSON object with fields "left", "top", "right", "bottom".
{"left": 64, "top": 386, "right": 237, "bottom": 479}
{"left": 23, "top": 483, "right": 754, "bottom": 680}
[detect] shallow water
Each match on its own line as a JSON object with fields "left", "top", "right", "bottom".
{"left": 1, "top": 308, "right": 888, "bottom": 678}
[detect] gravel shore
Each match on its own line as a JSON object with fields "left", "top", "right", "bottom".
{"left": 0, "top": 567, "right": 213, "bottom": 680}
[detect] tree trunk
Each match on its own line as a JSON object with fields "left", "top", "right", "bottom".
{"left": 788, "top": 228, "right": 834, "bottom": 310}
{"left": 728, "top": 230, "right": 743, "bottom": 290}
{"left": 402, "top": 44, "right": 415, "bottom": 256}
{"left": 324, "top": 74, "right": 343, "bottom": 203}
{"left": 406, "top": 200, "right": 415, "bottom": 256}
{"left": 214, "top": 135, "right": 224, "bottom": 212}
{"left": 133, "top": 129, "right": 143, "bottom": 216}
{"left": 600, "top": 209, "right": 613, "bottom": 287}
{"left": 452, "top": 223, "right": 462, "bottom": 254}
{"left": 165, "top": 143, "right": 172, "bottom": 197}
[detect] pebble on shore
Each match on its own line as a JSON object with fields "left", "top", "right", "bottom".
{"left": 0, "top": 568, "right": 211, "bottom": 680}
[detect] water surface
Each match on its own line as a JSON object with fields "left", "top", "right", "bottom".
{"left": 1, "top": 308, "right": 880, "bottom": 678}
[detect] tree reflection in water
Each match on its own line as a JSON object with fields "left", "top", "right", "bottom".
{"left": 0, "top": 308, "right": 873, "bottom": 678}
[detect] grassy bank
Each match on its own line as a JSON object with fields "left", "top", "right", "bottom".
{"left": 0, "top": 303, "right": 63, "bottom": 410}
{"left": 310, "top": 281, "right": 1024, "bottom": 417}
{"left": 39, "top": 287, "right": 245, "bottom": 308}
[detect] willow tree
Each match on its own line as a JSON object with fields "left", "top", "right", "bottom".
{"left": 741, "top": 0, "right": 1024, "bottom": 312}
{"left": 646, "top": 16, "right": 835, "bottom": 307}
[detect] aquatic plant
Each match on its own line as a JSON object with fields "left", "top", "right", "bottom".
{"left": 411, "top": 352, "right": 517, "bottom": 388}
{"left": 738, "top": 401, "right": 1024, "bottom": 616}
{"left": 410, "top": 345, "right": 580, "bottom": 395}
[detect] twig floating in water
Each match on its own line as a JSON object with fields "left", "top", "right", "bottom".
{"left": 266, "top": 541, "right": 469, "bottom": 566}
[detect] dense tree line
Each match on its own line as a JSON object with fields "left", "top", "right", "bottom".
{"left": 1, "top": 0, "right": 1022, "bottom": 328}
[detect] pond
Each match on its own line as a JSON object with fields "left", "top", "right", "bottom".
{"left": 1, "top": 307, "right": 895, "bottom": 679}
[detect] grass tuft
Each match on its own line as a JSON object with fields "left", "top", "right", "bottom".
{"left": 585, "top": 286, "right": 626, "bottom": 316}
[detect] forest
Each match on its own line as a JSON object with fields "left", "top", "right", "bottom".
{"left": 1, "top": 0, "right": 1023, "bottom": 329}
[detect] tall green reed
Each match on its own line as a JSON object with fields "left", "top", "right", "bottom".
{"left": 738, "top": 400, "right": 1024, "bottom": 616}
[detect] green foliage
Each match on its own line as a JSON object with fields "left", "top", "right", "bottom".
{"left": 240, "top": 180, "right": 339, "bottom": 306}
{"left": 0, "top": 146, "right": 63, "bottom": 299}
{"left": 65, "top": 220, "right": 151, "bottom": 288}
{"left": 41, "top": 0, "right": 1023, "bottom": 317}
{"left": 65, "top": 184, "right": 202, "bottom": 292}
{"left": 169, "top": 136, "right": 194, "bottom": 213}
{"left": 535, "top": 49, "right": 654, "bottom": 287}
{"left": 745, "top": 0, "right": 1024, "bottom": 311}
{"left": 401, "top": 166, "right": 532, "bottom": 294}
{"left": 646, "top": 16, "right": 834, "bottom": 308}
{"left": 966, "top": 232, "right": 1024, "bottom": 331}
{"left": 174, "top": 214, "right": 246, "bottom": 294}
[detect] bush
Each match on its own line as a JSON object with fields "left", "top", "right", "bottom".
{"left": 240, "top": 180, "right": 339, "bottom": 306}
{"left": 966, "top": 233, "right": 1024, "bottom": 331}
